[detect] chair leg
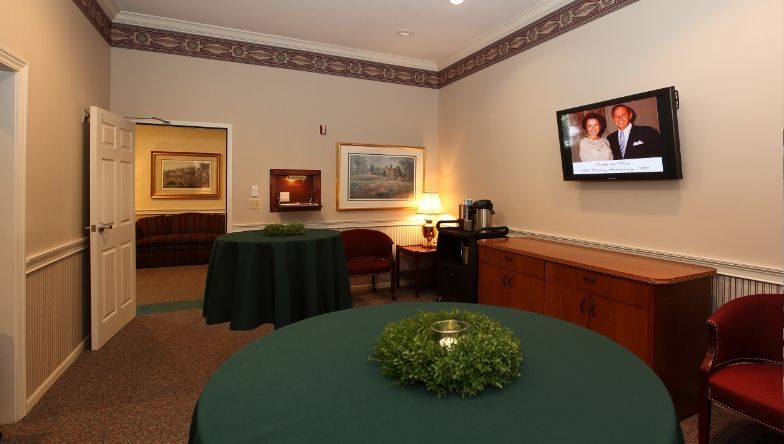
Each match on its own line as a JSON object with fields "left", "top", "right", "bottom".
{"left": 371, "top": 274, "right": 377, "bottom": 292}
{"left": 698, "top": 393, "right": 711, "bottom": 444}
{"left": 390, "top": 269, "right": 396, "bottom": 300}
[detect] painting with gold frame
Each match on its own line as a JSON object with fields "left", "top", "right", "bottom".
{"left": 337, "top": 143, "right": 424, "bottom": 210}
{"left": 151, "top": 151, "right": 221, "bottom": 199}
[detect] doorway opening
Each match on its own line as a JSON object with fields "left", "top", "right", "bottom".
{"left": 132, "top": 122, "right": 230, "bottom": 314}
{"left": 0, "top": 48, "right": 28, "bottom": 423}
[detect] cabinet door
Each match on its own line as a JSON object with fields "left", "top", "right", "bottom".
{"left": 589, "top": 295, "right": 649, "bottom": 363}
{"left": 478, "top": 263, "right": 513, "bottom": 307}
{"left": 544, "top": 282, "right": 589, "bottom": 328}
{"left": 436, "top": 259, "right": 473, "bottom": 303}
{"left": 505, "top": 272, "right": 544, "bottom": 313}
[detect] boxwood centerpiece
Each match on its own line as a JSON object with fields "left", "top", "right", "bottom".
{"left": 370, "top": 310, "right": 523, "bottom": 397}
{"left": 261, "top": 223, "right": 305, "bottom": 236}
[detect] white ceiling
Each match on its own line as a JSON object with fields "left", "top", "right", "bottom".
{"left": 104, "top": 0, "right": 570, "bottom": 70}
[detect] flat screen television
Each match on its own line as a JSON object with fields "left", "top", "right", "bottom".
{"left": 556, "top": 86, "right": 682, "bottom": 181}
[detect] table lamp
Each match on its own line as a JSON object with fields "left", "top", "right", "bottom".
{"left": 416, "top": 190, "right": 443, "bottom": 247}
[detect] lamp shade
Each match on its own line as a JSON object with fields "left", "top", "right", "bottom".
{"left": 416, "top": 191, "right": 444, "bottom": 216}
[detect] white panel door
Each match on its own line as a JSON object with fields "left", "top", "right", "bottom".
{"left": 89, "top": 106, "right": 135, "bottom": 350}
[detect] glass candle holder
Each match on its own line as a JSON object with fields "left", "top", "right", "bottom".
{"left": 431, "top": 319, "right": 468, "bottom": 350}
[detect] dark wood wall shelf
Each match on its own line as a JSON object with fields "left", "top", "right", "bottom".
{"left": 269, "top": 169, "right": 322, "bottom": 212}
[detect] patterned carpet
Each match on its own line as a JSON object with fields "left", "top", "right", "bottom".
{"left": 1, "top": 270, "right": 778, "bottom": 442}
{"left": 136, "top": 264, "right": 208, "bottom": 305}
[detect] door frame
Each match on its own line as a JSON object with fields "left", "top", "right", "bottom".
{"left": 129, "top": 119, "right": 232, "bottom": 230}
{"left": 0, "top": 46, "right": 29, "bottom": 422}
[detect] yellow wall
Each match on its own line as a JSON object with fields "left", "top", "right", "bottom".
{"left": 438, "top": 0, "right": 783, "bottom": 271}
{"left": 134, "top": 124, "right": 227, "bottom": 214}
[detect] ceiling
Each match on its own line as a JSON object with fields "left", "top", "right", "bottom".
{"left": 104, "top": 0, "right": 569, "bottom": 70}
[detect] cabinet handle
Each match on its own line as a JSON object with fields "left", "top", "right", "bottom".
{"left": 582, "top": 275, "right": 597, "bottom": 283}
{"left": 579, "top": 297, "right": 586, "bottom": 314}
{"left": 508, "top": 275, "right": 514, "bottom": 288}
{"left": 503, "top": 256, "right": 513, "bottom": 261}
{"left": 590, "top": 301, "right": 597, "bottom": 319}
{"left": 501, "top": 274, "right": 508, "bottom": 288}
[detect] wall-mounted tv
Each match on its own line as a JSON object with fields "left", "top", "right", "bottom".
{"left": 556, "top": 86, "right": 682, "bottom": 181}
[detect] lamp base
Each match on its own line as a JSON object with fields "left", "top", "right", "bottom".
{"left": 422, "top": 220, "right": 436, "bottom": 247}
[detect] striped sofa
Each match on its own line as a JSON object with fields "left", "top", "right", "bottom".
{"left": 135, "top": 213, "right": 226, "bottom": 268}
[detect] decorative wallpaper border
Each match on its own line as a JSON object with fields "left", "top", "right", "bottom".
{"left": 75, "top": 0, "right": 638, "bottom": 89}
{"left": 110, "top": 24, "right": 440, "bottom": 88}
{"left": 71, "top": 0, "right": 112, "bottom": 43}
{"left": 440, "top": 0, "right": 640, "bottom": 87}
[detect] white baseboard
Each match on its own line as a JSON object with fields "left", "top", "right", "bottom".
{"left": 24, "top": 336, "right": 88, "bottom": 412}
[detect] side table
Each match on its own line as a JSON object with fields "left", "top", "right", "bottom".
{"left": 395, "top": 244, "right": 436, "bottom": 298}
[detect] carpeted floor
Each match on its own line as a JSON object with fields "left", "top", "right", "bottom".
{"left": 136, "top": 264, "right": 209, "bottom": 305}
{"left": 1, "top": 272, "right": 779, "bottom": 443}
{"left": 2, "top": 308, "right": 271, "bottom": 443}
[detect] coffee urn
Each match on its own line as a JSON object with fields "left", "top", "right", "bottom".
{"left": 473, "top": 200, "right": 495, "bottom": 231}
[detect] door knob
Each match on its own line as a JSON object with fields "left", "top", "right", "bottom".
{"left": 85, "top": 222, "right": 114, "bottom": 233}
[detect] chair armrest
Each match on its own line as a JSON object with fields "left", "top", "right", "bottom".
{"left": 704, "top": 294, "right": 783, "bottom": 368}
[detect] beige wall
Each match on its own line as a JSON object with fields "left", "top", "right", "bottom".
{"left": 111, "top": 49, "right": 439, "bottom": 227}
{"left": 438, "top": 0, "right": 783, "bottom": 271}
{"left": 134, "top": 124, "right": 227, "bottom": 214}
{"left": 1, "top": 0, "right": 110, "bottom": 257}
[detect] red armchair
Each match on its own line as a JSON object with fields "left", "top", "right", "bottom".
{"left": 341, "top": 229, "right": 395, "bottom": 299}
{"left": 698, "top": 293, "right": 784, "bottom": 443}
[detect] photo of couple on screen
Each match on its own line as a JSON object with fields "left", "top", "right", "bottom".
{"left": 561, "top": 96, "right": 663, "bottom": 175}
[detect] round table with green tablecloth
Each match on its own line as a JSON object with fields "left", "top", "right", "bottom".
{"left": 202, "top": 229, "right": 352, "bottom": 330}
{"left": 190, "top": 302, "right": 683, "bottom": 443}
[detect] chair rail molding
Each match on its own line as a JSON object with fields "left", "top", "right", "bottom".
{"left": 508, "top": 228, "right": 783, "bottom": 285}
{"left": 25, "top": 238, "right": 89, "bottom": 274}
{"left": 231, "top": 219, "right": 422, "bottom": 232}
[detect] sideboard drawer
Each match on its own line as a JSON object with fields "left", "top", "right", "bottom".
{"left": 545, "top": 262, "right": 650, "bottom": 309}
{"left": 479, "top": 246, "right": 544, "bottom": 279}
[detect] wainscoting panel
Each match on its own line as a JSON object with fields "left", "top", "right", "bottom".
{"left": 25, "top": 249, "right": 89, "bottom": 400}
{"left": 711, "top": 274, "right": 784, "bottom": 311}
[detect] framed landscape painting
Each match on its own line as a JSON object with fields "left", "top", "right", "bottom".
{"left": 337, "top": 143, "right": 424, "bottom": 210}
{"left": 151, "top": 151, "right": 221, "bottom": 199}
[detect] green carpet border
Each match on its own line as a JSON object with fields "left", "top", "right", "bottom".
{"left": 137, "top": 299, "right": 203, "bottom": 315}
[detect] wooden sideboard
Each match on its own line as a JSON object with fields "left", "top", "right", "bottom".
{"left": 477, "top": 237, "right": 716, "bottom": 420}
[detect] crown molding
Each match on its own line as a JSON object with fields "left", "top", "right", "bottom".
{"left": 95, "top": 0, "right": 119, "bottom": 20}
{"left": 438, "top": 0, "right": 641, "bottom": 88}
{"left": 113, "top": 12, "right": 439, "bottom": 72}
{"left": 437, "top": 0, "right": 571, "bottom": 68}
{"left": 76, "top": 0, "right": 640, "bottom": 88}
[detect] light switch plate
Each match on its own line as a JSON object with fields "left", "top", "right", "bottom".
{"left": 249, "top": 198, "right": 260, "bottom": 209}
{"left": 251, "top": 185, "right": 259, "bottom": 197}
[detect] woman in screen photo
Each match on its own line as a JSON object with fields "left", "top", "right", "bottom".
{"left": 578, "top": 112, "right": 613, "bottom": 161}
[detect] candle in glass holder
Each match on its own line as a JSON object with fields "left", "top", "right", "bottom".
{"left": 431, "top": 319, "right": 468, "bottom": 351}
{"left": 438, "top": 337, "right": 458, "bottom": 349}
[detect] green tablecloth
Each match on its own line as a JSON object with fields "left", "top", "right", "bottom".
{"left": 202, "top": 229, "right": 352, "bottom": 330}
{"left": 190, "top": 303, "right": 683, "bottom": 443}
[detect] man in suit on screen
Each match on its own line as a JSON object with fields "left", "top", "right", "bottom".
{"left": 607, "top": 104, "right": 662, "bottom": 159}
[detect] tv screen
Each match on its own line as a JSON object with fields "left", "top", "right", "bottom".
{"left": 556, "top": 86, "right": 682, "bottom": 181}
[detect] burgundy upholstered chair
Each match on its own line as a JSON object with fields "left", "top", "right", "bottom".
{"left": 698, "top": 293, "right": 784, "bottom": 444}
{"left": 341, "top": 229, "right": 395, "bottom": 299}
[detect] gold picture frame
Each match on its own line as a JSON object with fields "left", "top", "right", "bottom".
{"left": 336, "top": 142, "right": 424, "bottom": 210}
{"left": 151, "top": 151, "right": 221, "bottom": 199}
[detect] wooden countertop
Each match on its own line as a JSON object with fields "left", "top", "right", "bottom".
{"left": 478, "top": 237, "right": 716, "bottom": 285}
